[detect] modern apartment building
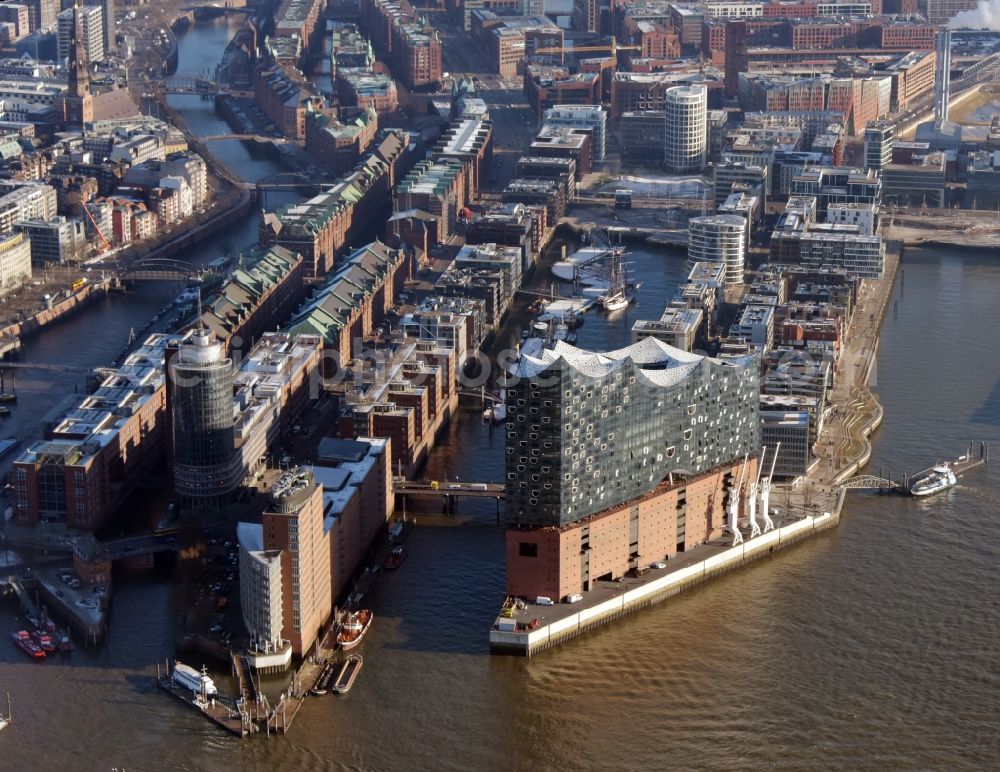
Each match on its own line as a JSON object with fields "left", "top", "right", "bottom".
{"left": 688, "top": 214, "right": 747, "bottom": 286}
{"left": 664, "top": 85, "right": 707, "bottom": 172}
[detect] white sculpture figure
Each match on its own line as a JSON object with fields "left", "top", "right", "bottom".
{"left": 759, "top": 442, "right": 780, "bottom": 533}
{"left": 728, "top": 454, "right": 748, "bottom": 546}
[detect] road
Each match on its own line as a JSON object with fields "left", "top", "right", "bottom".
{"left": 433, "top": 12, "right": 540, "bottom": 193}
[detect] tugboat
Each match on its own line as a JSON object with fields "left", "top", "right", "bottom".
{"left": 31, "top": 630, "right": 56, "bottom": 654}
{"left": 910, "top": 465, "right": 958, "bottom": 497}
{"left": 337, "top": 610, "right": 373, "bottom": 651}
{"left": 11, "top": 631, "right": 45, "bottom": 659}
{"left": 383, "top": 545, "right": 406, "bottom": 571}
{"left": 56, "top": 629, "right": 73, "bottom": 653}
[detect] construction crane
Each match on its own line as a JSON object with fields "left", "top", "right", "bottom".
{"left": 82, "top": 204, "right": 112, "bottom": 254}
{"left": 532, "top": 41, "right": 642, "bottom": 57}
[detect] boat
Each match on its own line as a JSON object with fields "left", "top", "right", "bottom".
{"left": 57, "top": 630, "right": 73, "bottom": 653}
{"left": 310, "top": 658, "right": 335, "bottom": 696}
{"left": 0, "top": 407, "right": 9, "bottom": 417}
{"left": 31, "top": 630, "right": 56, "bottom": 654}
{"left": 0, "top": 692, "right": 10, "bottom": 732}
{"left": 910, "top": 465, "right": 958, "bottom": 497}
{"left": 171, "top": 662, "right": 218, "bottom": 696}
{"left": 331, "top": 653, "right": 363, "bottom": 694}
{"left": 11, "top": 631, "right": 44, "bottom": 659}
{"left": 337, "top": 610, "right": 372, "bottom": 651}
{"left": 0, "top": 371, "right": 15, "bottom": 403}
{"left": 482, "top": 374, "right": 509, "bottom": 423}
{"left": 599, "top": 248, "right": 635, "bottom": 312}
{"left": 383, "top": 545, "right": 407, "bottom": 571}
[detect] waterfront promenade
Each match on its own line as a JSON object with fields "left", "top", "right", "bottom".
{"left": 771, "top": 249, "right": 900, "bottom": 519}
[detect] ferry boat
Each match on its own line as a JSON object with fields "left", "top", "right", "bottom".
{"left": 331, "top": 654, "right": 363, "bottom": 694}
{"left": 11, "top": 630, "right": 45, "bottom": 659}
{"left": 383, "top": 545, "right": 407, "bottom": 571}
{"left": 172, "top": 662, "right": 218, "bottom": 696}
{"left": 910, "top": 466, "right": 958, "bottom": 497}
{"left": 31, "top": 630, "right": 56, "bottom": 654}
{"left": 337, "top": 610, "right": 373, "bottom": 651}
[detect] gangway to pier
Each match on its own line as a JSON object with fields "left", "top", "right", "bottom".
{"left": 841, "top": 441, "right": 988, "bottom": 494}
{"left": 8, "top": 579, "right": 42, "bottom": 621}
{"left": 841, "top": 475, "right": 906, "bottom": 492}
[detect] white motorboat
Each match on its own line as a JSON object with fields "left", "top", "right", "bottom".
{"left": 172, "top": 662, "right": 218, "bottom": 696}
{"left": 910, "top": 466, "right": 957, "bottom": 497}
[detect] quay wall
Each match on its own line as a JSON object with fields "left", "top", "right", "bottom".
{"left": 490, "top": 506, "right": 843, "bottom": 657}
{"left": 0, "top": 280, "right": 110, "bottom": 342}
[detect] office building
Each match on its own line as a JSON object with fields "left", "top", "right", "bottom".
{"left": 0, "top": 230, "right": 31, "bottom": 296}
{"left": 266, "top": 472, "right": 330, "bottom": 659}
{"left": 168, "top": 329, "right": 242, "bottom": 505}
{"left": 24, "top": 0, "right": 57, "bottom": 32}
{"left": 15, "top": 216, "right": 86, "bottom": 264}
{"left": 926, "top": 0, "right": 976, "bottom": 27}
{"left": 688, "top": 215, "right": 747, "bottom": 286}
{"left": 238, "top": 523, "right": 289, "bottom": 671}
{"left": 83, "top": 0, "right": 113, "bottom": 54}
{"left": 12, "top": 333, "right": 177, "bottom": 531}
{"left": 664, "top": 85, "right": 707, "bottom": 172}
{"left": 314, "top": 436, "right": 393, "bottom": 608}
{"left": 864, "top": 121, "right": 893, "bottom": 171}
{"left": 542, "top": 105, "right": 607, "bottom": 162}
{"left": 759, "top": 410, "right": 811, "bottom": 478}
{"left": 58, "top": 5, "right": 102, "bottom": 63}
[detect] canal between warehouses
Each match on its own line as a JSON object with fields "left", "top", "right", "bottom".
{"left": 1, "top": 17, "right": 998, "bottom": 770}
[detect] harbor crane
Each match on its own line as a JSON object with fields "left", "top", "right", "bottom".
{"left": 728, "top": 454, "right": 749, "bottom": 546}
{"left": 759, "top": 442, "right": 780, "bottom": 533}
{"left": 747, "top": 448, "right": 764, "bottom": 538}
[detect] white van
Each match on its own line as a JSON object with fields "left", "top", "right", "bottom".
{"left": 535, "top": 596, "right": 554, "bottom": 606}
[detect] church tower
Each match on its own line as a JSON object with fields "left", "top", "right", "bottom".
{"left": 65, "top": 4, "right": 94, "bottom": 126}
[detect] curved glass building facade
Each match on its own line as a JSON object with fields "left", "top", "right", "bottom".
{"left": 170, "top": 330, "right": 242, "bottom": 501}
{"left": 505, "top": 339, "right": 759, "bottom": 527}
{"left": 687, "top": 214, "right": 747, "bottom": 287}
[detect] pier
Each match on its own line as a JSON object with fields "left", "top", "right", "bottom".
{"left": 491, "top": 505, "right": 843, "bottom": 656}
{"left": 156, "top": 660, "right": 251, "bottom": 737}
{"left": 841, "top": 441, "right": 988, "bottom": 494}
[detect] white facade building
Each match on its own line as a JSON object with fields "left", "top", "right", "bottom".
{"left": 0, "top": 230, "right": 31, "bottom": 296}
{"left": 826, "top": 203, "right": 877, "bottom": 235}
{"left": 238, "top": 522, "right": 292, "bottom": 670}
{"left": 730, "top": 304, "right": 775, "bottom": 351}
{"left": 542, "top": 104, "right": 607, "bottom": 161}
{"left": 57, "top": 6, "right": 104, "bottom": 64}
{"left": 664, "top": 85, "right": 707, "bottom": 173}
{"left": 0, "top": 182, "right": 58, "bottom": 232}
{"left": 688, "top": 214, "right": 747, "bottom": 286}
